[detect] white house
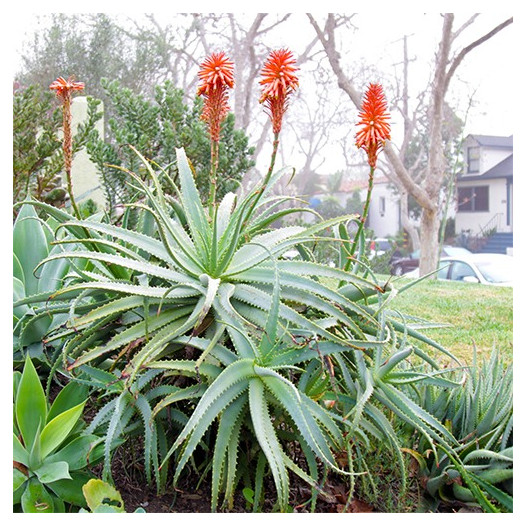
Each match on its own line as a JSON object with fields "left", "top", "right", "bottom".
{"left": 308, "top": 175, "right": 403, "bottom": 238}
{"left": 339, "top": 176, "right": 402, "bottom": 238}
{"left": 456, "top": 134, "right": 513, "bottom": 237}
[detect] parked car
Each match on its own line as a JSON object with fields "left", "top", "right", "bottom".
{"left": 390, "top": 245, "right": 472, "bottom": 276}
{"left": 405, "top": 253, "right": 514, "bottom": 286}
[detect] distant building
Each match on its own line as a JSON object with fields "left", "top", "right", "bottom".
{"left": 309, "top": 175, "right": 404, "bottom": 238}
{"left": 456, "top": 134, "right": 513, "bottom": 237}
{"left": 338, "top": 176, "right": 402, "bottom": 238}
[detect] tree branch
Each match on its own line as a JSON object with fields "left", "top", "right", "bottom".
{"left": 445, "top": 17, "right": 513, "bottom": 92}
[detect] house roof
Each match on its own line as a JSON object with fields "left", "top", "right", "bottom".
{"left": 468, "top": 134, "right": 513, "bottom": 149}
{"left": 459, "top": 153, "right": 513, "bottom": 182}
{"left": 339, "top": 176, "right": 390, "bottom": 193}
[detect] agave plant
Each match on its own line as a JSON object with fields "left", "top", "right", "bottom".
{"left": 13, "top": 356, "right": 104, "bottom": 512}
{"left": 13, "top": 204, "right": 72, "bottom": 365}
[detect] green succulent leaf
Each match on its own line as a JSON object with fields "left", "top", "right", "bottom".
{"left": 47, "top": 381, "right": 89, "bottom": 423}
{"left": 13, "top": 204, "right": 49, "bottom": 297}
{"left": 46, "top": 471, "right": 91, "bottom": 508}
{"left": 46, "top": 434, "right": 102, "bottom": 471}
{"left": 248, "top": 377, "right": 289, "bottom": 512}
{"left": 34, "top": 460, "right": 71, "bottom": 484}
{"left": 13, "top": 432, "right": 28, "bottom": 465}
{"left": 21, "top": 477, "right": 54, "bottom": 513}
{"left": 82, "top": 478, "right": 125, "bottom": 513}
{"left": 13, "top": 468, "right": 27, "bottom": 493}
{"left": 16, "top": 355, "right": 47, "bottom": 450}
{"left": 40, "top": 400, "right": 86, "bottom": 458}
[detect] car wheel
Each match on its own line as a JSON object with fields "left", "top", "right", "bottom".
{"left": 393, "top": 265, "right": 403, "bottom": 276}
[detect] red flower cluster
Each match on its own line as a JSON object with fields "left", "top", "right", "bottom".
{"left": 197, "top": 52, "right": 234, "bottom": 142}
{"left": 49, "top": 76, "right": 85, "bottom": 101}
{"left": 355, "top": 83, "right": 391, "bottom": 168}
{"left": 259, "top": 49, "right": 299, "bottom": 134}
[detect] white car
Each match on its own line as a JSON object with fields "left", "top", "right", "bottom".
{"left": 405, "top": 253, "right": 514, "bottom": 286}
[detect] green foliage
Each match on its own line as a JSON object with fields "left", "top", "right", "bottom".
{"left": 13, "top": 84, "right": 63, "bottom": 206}
{"left": 13, "top": 204, "right": 71, "bottom": 364}
{"left": 405, "top": 348, "right": 513, "bottom": 511}
{"left": 85, "top": 79, "right": 255, "bottom": 211}
{"left": 13, "top": 356, "right": 103, "bottom": 512}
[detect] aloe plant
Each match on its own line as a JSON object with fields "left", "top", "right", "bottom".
{"left": 405, "top": 348, "right": 513, "bottom": 512}
{"left": 14, "top": 145, "right": 463, "bottom": 509}
{"left": 13, "top": 356, "right": 104, "bottom": 512}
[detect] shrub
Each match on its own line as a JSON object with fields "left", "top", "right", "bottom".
{"left": 13, "top": 356, "right": 103, "bottom": 512}
{"left": 85, "top": 78, "right": 255, "bottom": 212}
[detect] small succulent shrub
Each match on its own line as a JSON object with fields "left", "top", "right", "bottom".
{"left": 13, "top": 356, "right": 103, "bottom": 512}
{"left": 404, "top": 348, "right": 513, "bottom": 512}
{"left": 15, "top": 54, "right": 466, "bottom": 512}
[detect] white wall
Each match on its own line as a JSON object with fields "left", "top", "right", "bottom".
{"left": 367, "top": 183, "right": 401, "bottom": 238}
{"left": 480, "top": 148, "right": 510, "bottom": 174}
{"left": 70, "top": 97, "right": 106, "bottom": 208}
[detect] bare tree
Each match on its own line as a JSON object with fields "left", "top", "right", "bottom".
{"left": 308, "top": 13, "right": 512, "bottom": 275}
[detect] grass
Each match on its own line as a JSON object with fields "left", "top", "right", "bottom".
{"left": 386, "top": 275, "right": 513, "bottom": 365}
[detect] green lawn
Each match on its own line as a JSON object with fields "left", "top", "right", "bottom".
{"left": 386, "top": 276, "right": 513, "bottom": 365}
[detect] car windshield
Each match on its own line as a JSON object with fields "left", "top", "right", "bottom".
{"left": 474, "top": 259, "right": 514, "bottom": 283}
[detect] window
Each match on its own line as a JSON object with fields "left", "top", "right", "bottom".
{"left": 458, "top": 186, "right": 489, "bottom": 212}
{"left": 449, "top": 261, "right": 478, "bottom": 282}
{"left": 467, "top": 146, "right": 480, "bottom": 173}
{"left": 379, "top": 196, "right": 386, "bottom": 217}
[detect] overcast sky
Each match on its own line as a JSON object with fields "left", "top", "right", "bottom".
{"left": 10, "top": 10, "right": 514, "bottom": 139}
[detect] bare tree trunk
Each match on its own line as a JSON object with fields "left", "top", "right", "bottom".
{"left": 418, "top": 14, "right": 453, "bottom": 274}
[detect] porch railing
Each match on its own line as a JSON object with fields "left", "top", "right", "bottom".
{"left": 477, "top": 213, "right": 503, "bottom": 238}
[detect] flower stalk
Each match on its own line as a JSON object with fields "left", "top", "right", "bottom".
{"left": 49, "top": 76, "right": 85, "bottom": 219}
{"left": 197, "top": 52, "right": 234, "bottom": 217}
{"left": 348, "top": 83, "right": 391, "bottom": 262}
{"left": 259, "top": 48, "right": 299, "bottom": 188}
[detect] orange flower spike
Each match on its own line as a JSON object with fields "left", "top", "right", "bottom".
{"left": 259, "top": 49, "right": 299, "bottom": 134}
{"left": 259, "top": 48, "right": 299, "bottom": 101}
{"left": 49, "top": 75, "right": 85, "bottom": 220}
{"left": 49, "top": 76, "right": 85, "bottom": 101}
{"left": 355, "top": 83, "right": 391, "bottom": 169}
{"left": 197, "top": 52, "right": 234, "bottom": 95}
{"left": 197, "top": 52, "right": 234, "bottom": 143}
